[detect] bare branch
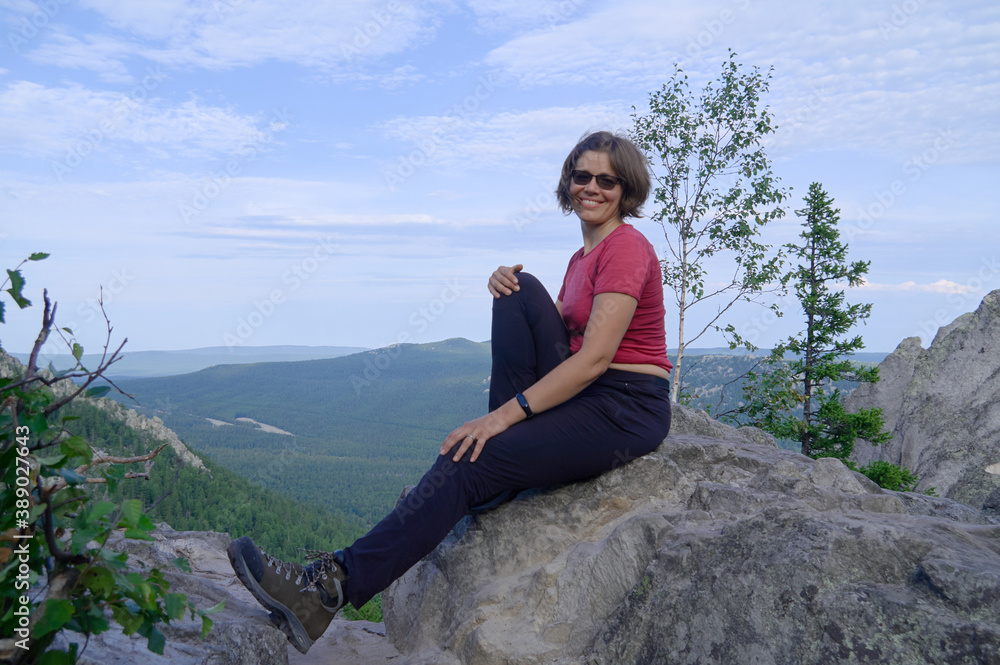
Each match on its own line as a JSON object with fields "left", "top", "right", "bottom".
{"left": 78, "top": 442, "right": 169, "bottom": 474}
{"left": 712, "top": 356, "right": 768, "bottom": 419}
{"left": 24, "top": 290, "right": 55, "bottom": 383}
{"left": 43, "top": 444, "right": 169, "bottom": 494}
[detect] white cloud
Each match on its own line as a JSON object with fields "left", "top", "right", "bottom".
{"left": 380, "top": 103, "right": 633, "bottom": 174}
{"left": 26, "top": 0, "right": 435, "bottom": 74}
{"left": 484, "top": 0, "right": 1000, "bottom": 164}
{"left": 464, "top": 0, "right": 586, "bottom": 32}
{"left": 855, "top": 279, "right": 980, "bottom": 294}
{"left": 0, "top": 80, "right": 276, "bottom": 159}
{"left": 27, "top": 32, "right": 135, "bottom": 83}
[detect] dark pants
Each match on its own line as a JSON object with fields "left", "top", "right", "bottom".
{"left": 340, "top": 273, "right": 672, "bottom": 608}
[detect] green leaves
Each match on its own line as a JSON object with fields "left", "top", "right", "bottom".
{"left": 198, "top": 601, "right": 225, "bottom": 639}
{"left": 631, "top": 50, "right": 788, "bottom": 401}
{"left": 857, "top": 460, "right": 921, "bottom": 492}
{"left": 0, "top": 253, "right": 47, "bottom": 321}
{"left": 5, "top": 268, "right": 32, "bottom": 309}
{"left": 122, "top": 498, "right": 143, "bottom": 525}
{"left": 733, "top": 183, "right": 890, "bottom": 460}
{"left": 85, "top": 385, "right": 111, "bottom": 398}
{"left": 60, "top": 435, "right": 93, "bottom": 462}
{"left": 120, "top": 498, "right": 156, "bottom": 539}
{"left": 165, "top": 593, "right": 188, "bottom": 621}
{"left": 1, "top": 253, "right": 217, "bottom": 662}
{"left": 34, "top": 599, "right": 76, "bottom": 639}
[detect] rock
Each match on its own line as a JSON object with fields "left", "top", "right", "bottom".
{"left": 383, "top": 429, "right": 1000, "bottom": 664}
{"left": 846, "top": 289, "right": 1000, "bottom": 510}
{"left": 49, "top": 525, "right": 402, "bottom": 665}
{"left": 51, "top": 525, "right": 290, "bottom": 665}
{"left": 90, "top": 398, "right": 208, "bottom": 472}
{"left": 287, "top": 619, "right": 401, "bottom": 665}
{"left": 0, "top": 350, "right": 206, "bottom": 472}
{"left": 670, "top": 401, "right": 777, "bottom": 448}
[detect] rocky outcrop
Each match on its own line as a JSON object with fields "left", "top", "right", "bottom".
{"left": 90, "top": 398, "right": 207, "bottom": 471}
{"left": 669, "top": 399, "right": 777, "bottom": 448}
{"left": 846, "top": 289, "right": 1000, "bottom": 511}
{"left": 0, "top": 350, "right": 205, "bottom": 471}
{"left": 49, "top": 525, "right": 288, "bottom": 665}
{"left": 384, "top": 405, "right": 1000, "bottom": 664}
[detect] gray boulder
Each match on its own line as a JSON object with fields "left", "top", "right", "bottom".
{"left": 50, "top": 525, "right": 400, "bottom": 665}
{"left": 383, "top": 408, "right": 1000, "bottom": 664}
{"left": 51, "top": 525, "right": 291, "bottom": 665}
{"left": 846, "top": 289, "right": 1000, "bottom": 510}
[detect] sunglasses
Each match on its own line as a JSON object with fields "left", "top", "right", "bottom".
{"left": 570, "top": 169, "right": 622, "bottom": 190}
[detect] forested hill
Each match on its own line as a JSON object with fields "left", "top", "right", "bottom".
{"left": 108, "top": 338, "right": 492, "bottom": 525}
{"left": 53, "top": 395, "right": 367, "bottom": 563}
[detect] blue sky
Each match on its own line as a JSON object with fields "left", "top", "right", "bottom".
{"left": 2, "top": 0, "right": 998, "bottom": 359}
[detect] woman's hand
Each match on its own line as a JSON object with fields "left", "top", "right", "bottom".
{"left": 440, "top": 410, "right": 515, "bottom": 463}
{"left": 488, "top": 264, "right": 523, "bottom": 298}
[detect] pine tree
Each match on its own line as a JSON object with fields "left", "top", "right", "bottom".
{"left": 737, "top": 182, "right": 890, "bottom": 460}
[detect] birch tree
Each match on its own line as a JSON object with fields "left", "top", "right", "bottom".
{"left": 631, "top": 51, "right": 787, "bottom": 402}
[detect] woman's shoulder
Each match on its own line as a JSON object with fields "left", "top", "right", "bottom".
{"left": 604, "top": 223, "right": 656, "bottom": 256}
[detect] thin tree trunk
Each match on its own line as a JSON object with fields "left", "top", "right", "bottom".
{"left": 801, "top": 231, "right": 818, "bottom": 456}
{"left": 671, "top": 235, "right": 690, "bottom": 403}
{"left": 673, "top": 310, "right": 685, "bottom": 403}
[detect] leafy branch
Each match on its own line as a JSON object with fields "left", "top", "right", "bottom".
{"left": 631, "top": 50, "right": 788, "bottom": 402}
{"left": 0, "top": 254, "right": 221, "bottom": 664}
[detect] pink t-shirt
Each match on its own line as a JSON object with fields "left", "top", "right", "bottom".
{"left": 557, "top": 224, "right": 672, "bottom": 372}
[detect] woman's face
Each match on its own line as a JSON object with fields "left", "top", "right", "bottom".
{"left": 569, "top": 150, "right": 622, "bottom": 227}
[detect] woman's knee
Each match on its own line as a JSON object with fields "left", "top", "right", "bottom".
{"left": 492, "top": 272, "right": 545, "bottom": 309}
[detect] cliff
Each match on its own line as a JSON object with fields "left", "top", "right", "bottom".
{"left": 0, "top": 350, "right": 206, "bottom": 472}
{"left": 846, "top": 289, "right": 1000, "bottom": 511}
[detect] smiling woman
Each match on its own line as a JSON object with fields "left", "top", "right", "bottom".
{"left": 227, "top": 130, "right": 675, "bottom": 655}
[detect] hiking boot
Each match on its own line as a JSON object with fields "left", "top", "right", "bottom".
{"left": 227, "top": 536, "right": 347, "bottom": 654}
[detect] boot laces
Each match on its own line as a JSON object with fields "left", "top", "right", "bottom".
{"left": 258, "top": 546, "right": 311, "bottom": 586}
{"left": 297, "top": 548, "right": 339, "bottom": 591}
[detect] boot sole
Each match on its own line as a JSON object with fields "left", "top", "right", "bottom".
{"left": 227, "top": 538, "right": 314, "bottom": 654}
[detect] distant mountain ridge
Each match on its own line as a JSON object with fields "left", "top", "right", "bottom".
{"left": 11, "top": 344, "right": 368, "bottom": 378}
{"left": 674, "top": 347, "right": 889, "bottom": 363}
{"left": 10, "top": 343, "right": 891, "bottom": 381}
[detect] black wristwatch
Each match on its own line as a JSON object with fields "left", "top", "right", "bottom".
{"left": 515, "top": 392, "right": 534, "bottom": 419}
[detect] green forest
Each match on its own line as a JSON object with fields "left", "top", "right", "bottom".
{"left": 63, "top": 399, "right": 366, "bottom": 561}
{"left": 107, "top": 338, "right": 492, "bottom": 524}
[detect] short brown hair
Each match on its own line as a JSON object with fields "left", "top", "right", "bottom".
{"left": 555, "top": 131, "right": 651, "bottom": 219}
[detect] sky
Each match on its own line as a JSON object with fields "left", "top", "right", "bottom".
{"left": 1, "top": 0, "right": 998, "bottom": 360}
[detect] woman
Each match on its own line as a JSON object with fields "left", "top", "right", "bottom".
{"left": 228, "top": 130, "right": 673, "bottom": 655}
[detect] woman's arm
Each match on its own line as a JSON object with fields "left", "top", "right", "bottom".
{"left": 441, "top": 291, "right": 637, "bottom": 462}
{"left": 521, "top": 291, "right": 636, "bottom": 412}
